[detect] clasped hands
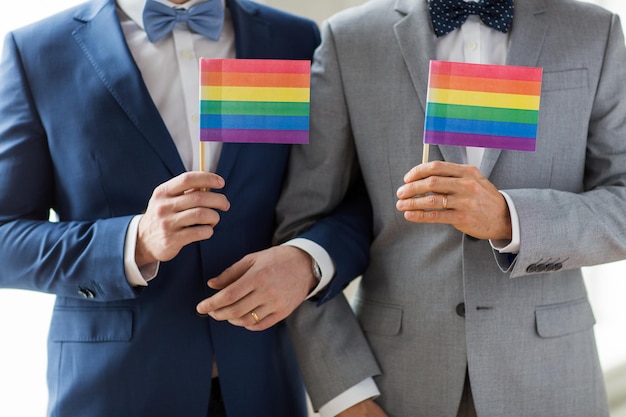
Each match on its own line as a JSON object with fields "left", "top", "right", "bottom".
{"left": 195, "top": 161, "right": 512, "bottom": 333}
{"left": 152, "top": 163, "right": 511, "bottom": 331}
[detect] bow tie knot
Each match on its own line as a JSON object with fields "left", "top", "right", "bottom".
{"left": 172, "top": 8, "right": 193, "bottom": 24}
{"left": 429, "top": 0, "right": 514, "bottom": 38}
{"left": 143, "top": 0, "right": 225, "bottom": 43}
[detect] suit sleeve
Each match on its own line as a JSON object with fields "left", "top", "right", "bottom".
{"left": 277, "top": 175, "right": 373, "bottom": 305}
{"left": 0, "top": 32, "right": 139, "bottom": 301}
{"left": 287, "top": 294, "right": 381, "bottom": 410}
{"left": 503, "top": 14, "right": 626, "bottom": 277}
{"left": 274, "top": 20, "right": 372, "bottom": 303}
{"left": 277, "top": 21, "right": 381, "bottom": 406}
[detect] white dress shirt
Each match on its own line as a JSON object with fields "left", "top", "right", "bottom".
{"left": 319, "top": 10, "right": 521, "bottom": 417}
{"left": 118, "top": 0, "right": 334, "bottom": 293}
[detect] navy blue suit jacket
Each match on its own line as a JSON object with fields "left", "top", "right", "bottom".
{"left": 0, "top": 0, "right": 370, "bottom": 416}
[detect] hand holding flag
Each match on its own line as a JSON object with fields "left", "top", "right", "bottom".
{"left": 399, "top": 61, "right": 542, "bottom": 239}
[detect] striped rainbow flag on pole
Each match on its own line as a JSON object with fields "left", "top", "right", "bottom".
{"left": 199, "top": 58, "right": 310, "bottom": 145}
{"left": 424, "top": 60, "right": 542, "bottom": 152}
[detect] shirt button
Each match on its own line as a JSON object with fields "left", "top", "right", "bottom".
{"left": 180, "top": 50, "right": 193, "bottom": 60}
{"left": 191, "top": 114, "right": 199, "bottom": 123}
{"left": 467, "top": 41, "right": 478, "bottom": 51}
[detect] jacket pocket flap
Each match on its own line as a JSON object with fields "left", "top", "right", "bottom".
{"left": 535, "top": 297, "right": 595, "bottom": 338}
{"left": 50, "top": 308, "right": 133, "bottom": 342}
{"left": 354, "top": 298, "right": 403, "bottom": 336}
{"left": 542, "top": 68, "right": 588, "bottom": 91}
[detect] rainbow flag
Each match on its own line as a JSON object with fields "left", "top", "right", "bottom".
{"left": 424, "top": 60, "right": 542, "bottom": 152}
{"left": 199, "top": 58, "right": 310, "bottom": 144}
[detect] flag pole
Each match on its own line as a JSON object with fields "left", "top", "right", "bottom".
{"left": 422, "top": 143, "right": 429, "bottom": 164}
{"left": 200, "top": 141, "right": 206, "bottom": 172}
{"left": 199, "top": 141, "right": 208, "bottom": 192}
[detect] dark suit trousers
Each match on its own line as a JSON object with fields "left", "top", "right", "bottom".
{"left": 208, "top": 378, "right": 227, "bottom": 417}
{"left": 456, "top": 372, "right": 477, "bottom": 417}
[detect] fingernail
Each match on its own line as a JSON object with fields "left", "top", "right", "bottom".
{"left": 196, "top": 311, "right": 209, "bottom": 319}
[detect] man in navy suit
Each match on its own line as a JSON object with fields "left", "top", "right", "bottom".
{"left": 0, "top": 0, "right": 370, "bottom": 416}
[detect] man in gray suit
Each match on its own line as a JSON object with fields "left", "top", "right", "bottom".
{"left": 198, "top": 0, "right": 626, "bottom": 416}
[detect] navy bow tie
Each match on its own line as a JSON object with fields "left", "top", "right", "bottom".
{"left": 142, "top": 0, "right": 224, "bottom": 43}
{"left": 429, "top": 0, "right": 514, "bottom": 38}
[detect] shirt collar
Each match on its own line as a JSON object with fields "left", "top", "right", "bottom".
{"left": 117, "top": 0, "right": 227, "bottom": 30}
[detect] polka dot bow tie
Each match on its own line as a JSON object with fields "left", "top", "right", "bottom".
{"left": 428, "top": 0, "right": 514, "bottom": 37}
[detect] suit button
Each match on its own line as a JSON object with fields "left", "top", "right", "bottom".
{"left": 78, "top": 288, "right": 96, "bottom": 299}
{"left": 544, "top": 263, "right": 555, "bottom": 272}
{"left": 535, "top": 263, "right": 546, "bottom": 272}
{"left": 526, "top": 264, "right": 537, "bottom": 273}
{"left": 456, "top": 303, "right": 465, "bottom": 317}
{"left": 554, "top": 262, "right": 563, "bottom": 271}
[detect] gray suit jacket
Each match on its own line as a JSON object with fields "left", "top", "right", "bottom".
{"left": 279, "top": 0, "right": 626, "bottom": 416}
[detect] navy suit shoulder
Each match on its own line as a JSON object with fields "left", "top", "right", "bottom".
{"left": 229, "top": 0, "right": 320, "bottom": 59}
{"left": 0, "top": 1, "right": 322, "bottom": 416}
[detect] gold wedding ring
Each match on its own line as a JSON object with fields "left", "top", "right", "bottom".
{"left": 442, "top": 194, "right": 448, "bottom": 210}
{"left": 250, "top": 310, "right": 260, "bottom": 323}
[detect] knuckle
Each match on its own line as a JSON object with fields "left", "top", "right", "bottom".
{"left": 221, "top": 290, "right": 239, "bottom": 305}
{"left": 430, "top": 160, "right": 445, "bottom": 170}
{"left": 425, "top": 209, "right": 440, "bottom": 222}
{"left": 426, "top": 176, "right": 439, "bottom": 188}
{"left": 467, "top": 165, "right": 481, "bottom": 177}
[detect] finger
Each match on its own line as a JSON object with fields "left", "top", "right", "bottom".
{"left": 400, "top": 203, "right": 458, "bottom": 226}
{"left": 196, "top": 279, "right": 255, "bottom": 315}
{"left": 403, "top": 208, "right": 450, "bottom": 224}
{"left": 227, "top": 305, "right": 270, "bottom": 329}
{"left": 206, "top": 290, "right": 258, "bottom": 322}
{"left": 403, "top": 160, "right": 452, "bottom": 183}
{"left": 171, "top": 190, "right": 231, "bottom": 215}
{"left": 208, "top": 256, "right": 254, "bottom": 290}
{"left": 403, "top": 160, "right": 477, "bottom": 184}
{"left": 176, "top": 222, "right": 219, "bottom": 244}
{"left": 243, "top": 312, "right": 280, "bottom": 332}
{"left": 397, "top": 175, "right": 456, "bottom": 200}
{"left": 396, "top": 193, "right": 450, "bottom": 212}
{"left": 160, "top": 171, "right": 226, "bottom": 197}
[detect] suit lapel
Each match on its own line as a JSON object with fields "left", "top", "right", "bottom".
{"left": 393, "top": 0, "right": 464, "bottom": 164}
{"left": 215, "top": 0, "right": 270, "bottom": 180}
{"left": 72, "top": 0, "right": 185, "bottom": 176}
{"left": 481, "top": 0, "right": 548, "bottom": 178}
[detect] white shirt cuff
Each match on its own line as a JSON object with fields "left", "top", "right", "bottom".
{"left": 282, "top": 238, "right": 335, "bottom": 299}
{"left": 490, "top": 191, "right": 520, "bottom": 254}
{"left": 318, "top": 378, "right": 380, "bottom": 417}
{"left": 124, "top": 215, "right": 159, "bottom": 286}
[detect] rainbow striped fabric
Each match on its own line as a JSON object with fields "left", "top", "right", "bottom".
{"left": 424, "top": 60, "right": 542, "bottom": 152}
{"left": 199, "top": 58, "right": 310, "bottom": 144}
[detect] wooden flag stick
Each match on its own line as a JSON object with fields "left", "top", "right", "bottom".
{"left": 200, "top": 141, "right": 206, "bottom": 172}
{"left": 199, "top": 141, "right": 208, "bottom": 191}
{"left": 422, "top": 143, "right": 430, "bottom": 165}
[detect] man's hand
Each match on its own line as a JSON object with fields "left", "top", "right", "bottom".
{"left": 135, "top": 171, "right": 230, "bottom": 267}
{"left": 396, "top": 161, "right": 512, "bottom": 240}
{"left": 336, "top": 399, "right": 388, "bottom": 417}
{"left": 196, "top": 245, "right": 318, "bottom": 331}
